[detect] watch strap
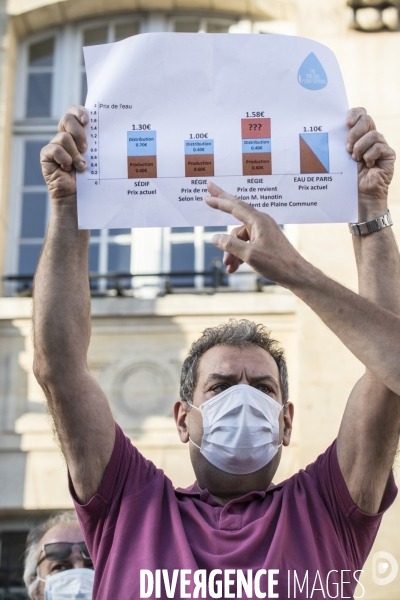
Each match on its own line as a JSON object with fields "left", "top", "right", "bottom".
{"left": 349, "top": 210, "right": 393, "bottom": 236}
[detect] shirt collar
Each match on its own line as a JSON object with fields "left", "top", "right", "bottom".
{"left": 175, "top": 481, "right": 284, "bottom": 505}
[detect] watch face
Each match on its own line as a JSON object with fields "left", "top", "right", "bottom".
{"left": 384, "top": 212, "right": 393, "bottom": 226}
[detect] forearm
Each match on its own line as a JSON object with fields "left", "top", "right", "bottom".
{"left": 287, "top": 262, "right": 400, "bottom": 396}
{"left": 336, "top": 207, "right": 400, "bottom": 513}
{"left": 353, "top": 225, "right": 400, "bottom": 315}
{"left": 33, "top": 201, "right": 115, "bottom": 502}
{"left": 33, "top": 202, "right": 91, "bottom": 381}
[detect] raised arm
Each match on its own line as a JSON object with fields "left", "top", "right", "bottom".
{"left": 206, "top": 159, "right": 400, "bottom": 398}
{"left": 336, "top": 108, "right": 400, "bottom": 513}
{"left": 34, "top": 106, "right": 115, "bottom": 504}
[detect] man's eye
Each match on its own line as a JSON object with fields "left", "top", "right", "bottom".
{"left": 50, "top": 563, "right": 68, "bottom": 574}
{"left": 212, "top": 384, "right": 229, "bottom": 394}
{"left": 257, "top": 385, "right": 273, "bottom": 395}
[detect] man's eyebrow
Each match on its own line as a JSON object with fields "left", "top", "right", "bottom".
{"left": 250, "top": 375, "right": 279, "bottom": 387}
{"left": 204, "top": 373, "right": 234, "bottom": 386}
{"left": 204, "top": 373, "right": 279, "bottom": 388}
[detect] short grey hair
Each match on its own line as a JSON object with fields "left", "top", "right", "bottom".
{"left": 24, "top": 510, "right": 79, "bottom": 598}
{"left": 180, "top": 319, "right": 289, "bottom": 406}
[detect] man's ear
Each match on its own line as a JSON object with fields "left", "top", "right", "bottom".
{"left": 282, "top": 401, "right": 294, "bottom": 447}
{"left": 174, "top": 400, "right": 190, "bottom": 443}
{"left": 31, "top": 579, "right": 41, "bottom": 600}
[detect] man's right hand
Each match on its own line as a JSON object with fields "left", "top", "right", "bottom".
{"left": 40, "top": 105, "right": 89, "bottom": 205}
{"left": 205, "top": 182, "right": 307, "bottom": 287}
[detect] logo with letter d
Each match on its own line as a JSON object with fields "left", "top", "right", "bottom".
{"left": 372, "top": 551, "right": 398, "bottom": 586}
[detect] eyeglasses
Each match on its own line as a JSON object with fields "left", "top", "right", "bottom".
{"left": 37, "top": 541, "right": 91, "bottom": 567}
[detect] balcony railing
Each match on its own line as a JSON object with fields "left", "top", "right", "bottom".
{"left": 0, "top": 590, "right": 28, "bottom": 600}
{"left": 3, "top": 265, "right": 275, "bottom": 297}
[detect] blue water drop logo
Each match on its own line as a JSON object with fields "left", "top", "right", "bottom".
{"left": 298, "top": 52, "right": 328, "bottom": 91}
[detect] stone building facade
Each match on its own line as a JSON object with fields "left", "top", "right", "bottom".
{"left": 0, "top": 0, "right": 399, "bottom": 597}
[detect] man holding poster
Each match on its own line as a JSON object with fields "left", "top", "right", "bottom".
{"left": 34, "top": 105, "right": 400, "bottom": 599}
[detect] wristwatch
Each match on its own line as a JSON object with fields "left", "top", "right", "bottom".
{"left": 349, "top": 210, "right": 393, "bottom": 236}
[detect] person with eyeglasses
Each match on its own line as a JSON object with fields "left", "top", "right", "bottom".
{"left": 24, "top": 510, "right": 94, "bottom": 600}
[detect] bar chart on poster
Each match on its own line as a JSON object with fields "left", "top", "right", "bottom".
{"left": 127, "top": 129, "right": 157, "bottom": 178}
{"left": 241, "top": 118, "right": 272, "bottom": 176}
{"left": 77, "top": 33, "right": 358, "bottom": 229}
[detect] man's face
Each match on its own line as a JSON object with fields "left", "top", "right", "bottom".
{"left": 174, "top": 344, "right": 294, "bottom": 501}
{"left": 32, "top": 522, "right": 93, "bottom": 600}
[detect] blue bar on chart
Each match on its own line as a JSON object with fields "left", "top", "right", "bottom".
{"left": 184, "top": 139, "right": 214, "bottom": 176}
{"left": 127, "top": 131, "right": 157, "bottom": 178}
{"left": 241, "top": 138, "right": 271, "bottom": 154}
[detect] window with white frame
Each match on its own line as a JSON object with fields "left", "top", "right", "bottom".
{"left": 7, "top": 13, "right": 255, "bottom": 295}
{"left": 26, "top": 37, "right": 55, "bottom": 118}
{"left": 0, "top": 529, "right": 30, "bottom": 592}
{"left": 164, "top": 226, "right": 229, "bottom": 288}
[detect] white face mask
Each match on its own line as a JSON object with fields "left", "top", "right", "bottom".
{"left": 39, "top": 567, "right": 94, "bottom": 600}
{"left": 189, "top": 384, "right": 283, "bottom": 475}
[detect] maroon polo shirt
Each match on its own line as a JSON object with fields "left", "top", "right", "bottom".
{"left": 70, "top": 423, "right": 396, "bottom": 599}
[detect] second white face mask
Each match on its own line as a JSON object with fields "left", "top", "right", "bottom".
{"left": 42, "top": 567, "right": 94, "bottom": 600}
{"left": 189, "top": 384, "right": 283, "bottom": 475}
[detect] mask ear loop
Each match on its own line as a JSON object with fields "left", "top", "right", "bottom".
{"left": 188, "top": 403, "right": 202, "bottom": 450}
{"left": 27, "top": 570, "right": 44, "bottom": 598}
{"left": 188, "top": 403, "right": 200, "bottom": 411}
{"left": 189, "top": 437, "right": 201, "bottom": 450}
{"left": 35, "top": 566, "right": 47, "bottom": 583}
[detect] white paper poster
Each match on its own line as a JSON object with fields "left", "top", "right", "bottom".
{"left": 77, "top": 33, "right": 358, "bottom": 229}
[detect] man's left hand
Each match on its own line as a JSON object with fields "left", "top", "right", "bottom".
{"left": 346, "top": 107, "right": 395, "bottom": 220}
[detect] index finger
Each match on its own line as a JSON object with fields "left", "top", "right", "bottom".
{"left": 68, "top": 105, "right": 89, "bottom": 125}
{"left": 58, "top": 106, "right": 89, "bottom": 153}
{"left": 205, "top": 182, "right": 255, "bottom": 225}
{"left": 346, "top": 111, "right": 376, "bottom": 153}
{"left": 345, "top": 107, "right": 367, "bottom": 128}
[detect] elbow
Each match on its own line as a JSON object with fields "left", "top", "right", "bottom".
{"left": 33, "top": 353, "right": 88, "bottom": 391}
{"left": 33, "top": 356, "right": 50, "bottom": 390}
{"left": 33, "top": 353, "right": 61, "bottom": 391}
{"left": 32, "top": 358, "right": 54, "bottom": 406}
